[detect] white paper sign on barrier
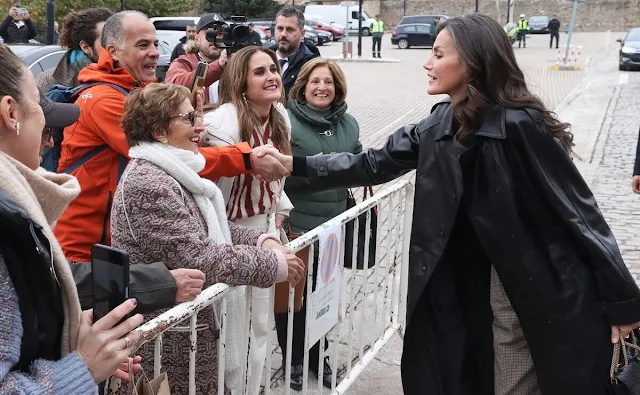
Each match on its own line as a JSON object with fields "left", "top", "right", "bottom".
{"left": 308, "top": 223, "right": 342, "bottom": 348}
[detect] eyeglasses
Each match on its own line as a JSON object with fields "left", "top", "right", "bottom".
{"left": 170, "top": 111, "right": 200, "bottom": 127}
{"left": 42, "top": 127, "right": 52, "bottom": 141}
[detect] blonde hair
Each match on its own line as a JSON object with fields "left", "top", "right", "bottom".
{"left": 217, "top": 46, "right": 291, "bottom": 154}
{"left": 289, "top": 57, "right": 348, "bottom": 106}
{"left": 121, "top": 83, "right": 191, "bottom": 146}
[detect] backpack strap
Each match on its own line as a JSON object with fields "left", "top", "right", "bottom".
{"left": 72, "top": 81, "right": 130, "bottom": 98}
{"left": 63, "top": 82, "right": 130, "bottom": 181}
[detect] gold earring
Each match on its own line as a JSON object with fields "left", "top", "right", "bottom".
{"left": 242, "top": 92, "right": 247, "bottom": 102}
{"left": 15, "top": 121, "right": 20, "bottom": 136}
{"left": 162, "top": 139, "right": 168, "bottom": 145}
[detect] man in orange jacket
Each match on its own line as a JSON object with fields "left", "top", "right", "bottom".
{"left": 165, "top": 13, "right": 228, "bottom": 104}
{"left": 55, "top": 11, "right": 287, "bottom": 264}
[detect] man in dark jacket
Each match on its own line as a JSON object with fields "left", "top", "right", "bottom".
{"left": 0, "top": 4, "right": 36, "bottom": 44}
{"left": 272, "top": 6, "right": 319, "bottom": 98}
{"left": 547, "top": 15, "right": 561, "bottom": 49}
{"left": 248, "top": 23, "right": 262, "bottom": 46}
{"left": 170, "top": 22, "right": 197, "bottom": 62}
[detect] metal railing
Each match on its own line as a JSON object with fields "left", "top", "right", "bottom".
{"left": 128, "top": 179, "right": 415, "bottom": 394}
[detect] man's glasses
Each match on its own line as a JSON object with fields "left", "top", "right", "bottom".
{"left": 171, "top": 111, "right": 200, "bottom": 127}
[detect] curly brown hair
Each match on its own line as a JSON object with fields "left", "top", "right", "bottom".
{"left": 121, "top": 83, "right": 192, "bottom": 146}
{"left": 438, "top": 14, "right": 573, "bottom": 153}
{"left": 59, "top": 8, "right": 113, "bottom": 50}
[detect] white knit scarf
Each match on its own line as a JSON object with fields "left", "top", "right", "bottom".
{"left": 128, "top": 142, "right": 253, "bottom": 391}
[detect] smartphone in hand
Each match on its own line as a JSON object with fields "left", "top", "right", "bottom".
{"left": 190, "top": 62, "right": 209, "bottom": 105}
{"left": 91, "top": 244, "right": 130, "bottom": 323}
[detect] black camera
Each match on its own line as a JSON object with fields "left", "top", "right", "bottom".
{"left": 205, "top": 16, "right": 251, "bottom": 54}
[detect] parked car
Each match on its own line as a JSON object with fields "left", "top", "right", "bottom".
{"left": 311, "top": 29, "right": 331, "bottom": 45}
{"left": 156, "top": 41, "right": 174, "bottom": 82}
{"left": 304, "top": 18, "right": 343, "bottom": 41}
{"left": 618, "top": 27, "right": 640, "bottom": 71}
{"left": 304, "top": 13, "right": 345, "bottom": 32}
{"left": 398, "top": 14, "right": 448, "bottom": 27}
{"left": 528, "top": 15, "right": 549, "bottom": 33}
{"left": 8, "top": 44, "right": 66, "bottom": 79}
{"left": 151, "top": 17, "right": 201, "bottom": 49}
{"left": 391, "top": 23, "right": 433, "bottom": 49}
{"left": 304, "top": 30, "right": 319, "bottom": 46}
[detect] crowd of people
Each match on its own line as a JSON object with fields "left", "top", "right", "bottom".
{"left": 1, "top": 5, "right": 639, "bottom": 395}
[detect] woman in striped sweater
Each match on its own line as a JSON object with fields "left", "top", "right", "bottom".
{"left": 201, "top": 46, "right": 292, "bottom": 395}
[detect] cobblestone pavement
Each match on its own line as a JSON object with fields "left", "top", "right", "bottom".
{"left": 583, "top": 71, "right": 640, "bottom": 278}
{"left": 262, "top": 32, "right": 632, "bottom": 394}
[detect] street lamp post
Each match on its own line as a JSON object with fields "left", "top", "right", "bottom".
{"left": 121, "top": 0, "right": 125, "bottom": 11}
{"left": 46, "top": 0, "right": 54, "bottom": 45}
{"left": 562, "top": 0, "right": 582, "bottom": 68}
{"left": 475, "top": 0, "right": 479, "bottom": 12}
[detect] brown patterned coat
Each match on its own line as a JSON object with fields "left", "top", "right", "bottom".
{"left": 111, "top": 158, "right": 285, "bottom": 394}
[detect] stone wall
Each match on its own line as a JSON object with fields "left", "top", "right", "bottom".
{"left": 380, "top": 0, "right": 640, "bottom": 31}
{"left": 294, "top": 0, "right": 640, "bottom": 31}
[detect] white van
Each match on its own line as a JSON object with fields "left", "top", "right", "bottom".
{"left": 150, "top": 17, "right": 200, "bottom": 48}
{"left": 304, "top": 5, "right": 376, "bottom": 36}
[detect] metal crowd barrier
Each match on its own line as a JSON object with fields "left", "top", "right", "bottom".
{"left": 130, "top": 179, "right": 415, "bottom": 394}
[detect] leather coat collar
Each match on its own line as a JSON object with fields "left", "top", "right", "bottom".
{"left": 429, "top": 99, "right": 507, "bottom": 141}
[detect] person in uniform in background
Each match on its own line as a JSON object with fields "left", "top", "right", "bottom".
{"left": 517, "top": 14, "right": 529, "bottom": 48}
{"left": 371, "top": 14, "right": 384, "bottom": 58}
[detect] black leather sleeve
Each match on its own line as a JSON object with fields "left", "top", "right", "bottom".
{"left": 297, "top": 122, "right": 422, "bottom": 192}
{"left": 71, "top": 261, "right": 177, "bottom": 314}
{"left": 518, "top": 109, "right": 640, "bottom": 325}
{"left": 633, "top": 126, "right": 640, "bottom": 176}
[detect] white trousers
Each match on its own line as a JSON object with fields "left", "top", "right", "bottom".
{"left": 233, "top": 213, "right": 276, "bottom": 395}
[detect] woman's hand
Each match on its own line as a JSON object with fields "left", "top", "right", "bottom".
{"left": 112, "top": 356, "right": 143, "bottom": 381}
{"left": 76, "top": 299, "right": 144, "bottom": 383}
{"left": 262, "top": 238, "right": 289, "bottom": 254}
{"left": 611, "top": 322, "right": 640, "bottom": 344}
{"left": 195, "top": 87, "right": 206, "bottom": 119}
{"left": 285, "top": 253, "right": 305, "bottom": 285}
{"left": 275, "top": 214, "right": 286, "bottom": 230}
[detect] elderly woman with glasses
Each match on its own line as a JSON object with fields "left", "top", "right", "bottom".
{"left": 110, "top": 83, "right": 305, "bottom": 394}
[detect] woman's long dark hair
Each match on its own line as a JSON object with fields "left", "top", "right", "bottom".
{"left": 438, "top": 14, "right": 573, "bottom": 153}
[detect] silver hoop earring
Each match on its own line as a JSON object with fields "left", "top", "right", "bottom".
{"left": 15, "top": 122, "right": 20, "bottom": 136}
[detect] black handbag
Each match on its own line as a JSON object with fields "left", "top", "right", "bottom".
{"left": 609, "top": 330, "right": 640, "bottom": 394}
{"left": 343, "top": 187, "right": 377, "bottom": 270}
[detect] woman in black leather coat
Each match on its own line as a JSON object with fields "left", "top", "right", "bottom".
{"left": 275, "top": 14, "right": 640, "bottom": 395}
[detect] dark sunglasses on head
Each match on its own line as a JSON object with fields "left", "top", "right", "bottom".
{"left": 171, "top": 111, "right": 199, "bottom": 127}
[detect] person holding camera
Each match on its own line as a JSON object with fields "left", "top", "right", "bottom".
{"left": 0, "top": 4, "right": 36, "bottom": 44}
{"left": 165, "top": 13, "right": 228, "bottom": 104}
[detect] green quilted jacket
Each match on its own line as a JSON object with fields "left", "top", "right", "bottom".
{"left": 285, "top": 99, "right": 362, "bottom": 233}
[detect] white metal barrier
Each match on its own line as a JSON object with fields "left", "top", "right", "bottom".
{"left": 127, "top": 179, "right": 414, "bottom": 395}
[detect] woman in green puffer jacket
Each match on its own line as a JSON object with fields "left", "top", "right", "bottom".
{"left": 276, "top": 57, "right": 362, "bottom": 391}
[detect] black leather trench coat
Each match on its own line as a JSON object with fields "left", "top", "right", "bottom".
{"left": 296, "top": 100, "right": 640, "bottom": 394}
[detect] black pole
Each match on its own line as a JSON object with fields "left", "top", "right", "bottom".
{"left": 506, "top": 0, "right": 511, "bottom": 22}
{"left": 403, "top": 0, "right": 406, "bottom": 16}
{"left": 46, "top": 0, "right": 54, "bottom": 45}
{"left": 357, "top": 0, "right": 363, "bottom": 57}
{"left": 475, "top": 0, "right": 479, "bottom": 12}
{"left": 120, "top": 0, "right": 125, "bottom": 11}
